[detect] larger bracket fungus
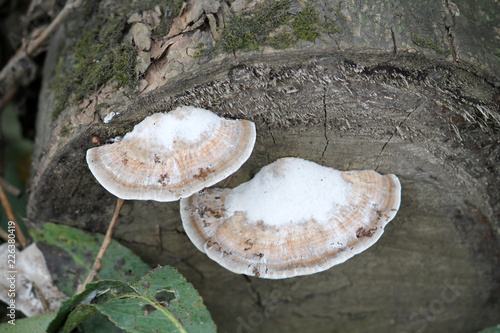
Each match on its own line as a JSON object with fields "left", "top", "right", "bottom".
{"left": 180, "top": 157, "right": 401, "bottom": 279}
{"left": 87, "top": 105, "right": 256, "bottom": 201}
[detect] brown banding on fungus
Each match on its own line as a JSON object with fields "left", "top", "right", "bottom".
{"left": 86, "top": 105, "right": 256, "bottom": 202}
{"left": 180, "top": 157, "right": 401, "bottom": 279}
{"left": 81, "top": 105, "right": 255, "bottom": 292}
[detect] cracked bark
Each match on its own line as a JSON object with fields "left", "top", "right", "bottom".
{"left": 375, "top": 103, "right": 420, "bottom": 167}
{"left": 390, "top": 27, "right": 397, "bottom": 54}
{"left": 28, "top": 0, "right": 499, "bottom": 332}
{"left": 444, "top": 0, "right": 459, "bottom": 61}
{"left": 320, "top": 87, "right": 330, "bottom": 160}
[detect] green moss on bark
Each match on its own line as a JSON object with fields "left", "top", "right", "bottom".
{"left": 291, "top": 3, "right": 320, "bottom": 42}
{"left": 201, "top": 0, "right": 341, "bottom": 55}
{"left": 411, "top": 30, "right": 450, "bottom": 56}
{"left": 220, "top": 0, "right": 292, "bottom": 52}
{"left": 50, "top": 0, "right": 184, "bottom": 120}
{"left": 52, "top": 17, "right": 136, "bottom": 120}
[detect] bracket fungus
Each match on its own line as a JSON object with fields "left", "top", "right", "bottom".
{"left": 81, "top": 105, "right": 255, "bottom": 292}
{"left": 180, "top": 157, "right": 401, "bottom": 279}
{"left": 87, "top": 105, "right": 256, "bottom": 201}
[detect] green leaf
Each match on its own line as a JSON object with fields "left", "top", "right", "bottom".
{"left": 47, "top": 280, "right": 124, "bottom": 333}
{"left": 96, "top": 266, "right": 216, "bottom": 333}
{"left": 30, "top": 224, "right": 215, "bottom": 332}
{"left": 479, "top": 325, "right": 500, "bottom": 333}
{"left": 61, "top": 281, "right": 136, "bottom": 332}
{"left": 30, "top": 222, "right": 150, "bottom": 296}
{"left": 63, "top": 303, "right": 98, "bottom": 333}
{"left": 0, "top": 312, "right": 56, "bottom": 333}
{"left": 79, "top": 311, "right": 125, "bottom": 333}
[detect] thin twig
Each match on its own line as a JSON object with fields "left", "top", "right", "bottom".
{"left": 0, "top": 183, "right": 27, "bottom": 249}
{"left": 0, "top": 0, "right": 83, "bottom": 90}
{"left": 77, "top": 198, "right": 124, "bottom": 294}
{"left": 0, "top": 177, "right": 21, "bottom": 197}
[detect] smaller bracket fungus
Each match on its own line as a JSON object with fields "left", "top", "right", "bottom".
{"left": 86, "top": 106, "right": 256, "bottom": 201}
{"left": 180, "top": 157, "right": 401, "bottom": 279}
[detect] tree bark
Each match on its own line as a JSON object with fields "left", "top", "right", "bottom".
{"left": 28, "top": 0, "right": 499, "bottom": 332}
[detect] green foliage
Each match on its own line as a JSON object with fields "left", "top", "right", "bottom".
{"left": 117, "top": 266, "right": 216, "bottom": 332}
{"left": 30, "top": 222, "right": 150, "bottom": 296}
{"left": 479, "top": 325, "right": 500, "bottom": 333}
{"left": 47, "top": 267, "right": 216, "bottom": 333}
{"left": 0, "top": 312, "right": 56, "bottom": 333}
{"left": 0, "top": 267, "right": 215, "bottom": 333}
{"left": 63, "top": 303, "right": 98, "bottom": 333}
{"left": 47, "top": 280, "right": 126, "bottom": 333}
{"left": 79, "top": 312, "right": 124, "bottom": 333}
{"left": 2, "top": 224, "right": 215, "bottom": 332}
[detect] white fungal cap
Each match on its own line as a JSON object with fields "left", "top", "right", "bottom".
{"left": 180, "top": 157, "right": 401, "bottom": 279}
{"left": 86, "top": 106, "right": 256, "bottom": 201}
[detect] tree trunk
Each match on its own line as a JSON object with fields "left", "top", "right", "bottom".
{"left": 28, "top": 0, "right": 499, "bottom": 332}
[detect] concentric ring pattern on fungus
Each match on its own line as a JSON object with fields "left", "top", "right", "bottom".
{"left": 87, "top": 106, "right": 256, "bottom": 202}
{"left": 181, "top": 157, "right": 401, "bottom": 279}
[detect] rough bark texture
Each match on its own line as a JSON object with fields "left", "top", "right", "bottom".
{"left": 28, "top": 0, "right": 499, "bottom": 332}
